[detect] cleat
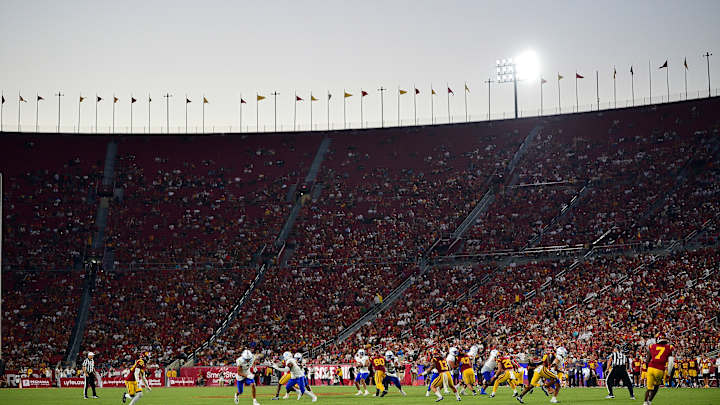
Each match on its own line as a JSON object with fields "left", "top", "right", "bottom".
{"left": 363, "top": 391, "right": 369, "bottom": 396}
{"left": 355, "top": 392, "right": 362, "bottom": 396}
{"left": 282, "top": 394, "right": 289, "bottom": 400}
{"left": 435, "top": 396, "right": 444, "bottom": 402}
{"left": 630, "top": 397, "right": 636, "bottom": 400}
{"left": 311, "top": 397, "right": 317, "bottom": 403}
{"left": 490, "top": 393, "right": 495, "bottom": 398}
{"left": 92, "top": 396, "right": 99, "bottom": 399}
{"left": 516, "top": 397, "right": 525, "bottom": 404}
{"left": 380, "top": 391, "right": 387, "bottom": 397}
{"left": 426, "top": 391, "right": 431, "bottom": 397}
{"left": 550, "top": 397, "right": 559, "bottom": 403}
{"left": 541, "top": 386, "right": 549, "bottom": 396}
{"left": 121, "top": 393, "right": 127, "bottom": 404}
{"left": 401, "top": 390, "right": 407, "bottom": 396}
{"left": 271, "top": 397, "right": 279, "bottom": 401}
{"left": 605, "top": 395, "right": 615, "bottom": 399}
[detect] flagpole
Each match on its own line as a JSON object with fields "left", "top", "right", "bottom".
{"left": 35, "top": 94, "right": 39, "bottom": 132}
{"left": 703, "top": 52, "right": 712, "bottom": 98}
{"left": 413, "top": 85, "right": 417, "bottom": 125}
{"left": 327, "top": 91, "right": 330, "bottom": 130}
{"left": 359, "top": 90, "right": 363, "bottom": 128}
{"left": 239, "top": 93, "right": 242, "bottom": 132}
{"left": 648, "top": 59, "right": 652, "bottom": 103}
{"left": 271, "top": 91, "right": 279, "bottom": 131}
{"left": 164, "top": 93, "right": 172, "bottom": 134}
{"left": 665, "top": 63, "right": 670, "bottom": 102}
{"left": 343, "top": 89, "right": 347, "bottom": 129}
{"left": 575, "top": 74, "right": 579, "bottom": 113}
{"left": 256, "top": 93, "right": 260, "bottom": 132}
{"left": 202, "top": 95, "right": 205, "bottom": 134}
{"left": 293, "top": 92, "right": 297, "bottom": 131}
{"left": 684, "top": 61, "right": 688, "bottom": 100}
{"left": 130, "top": 95, "right": 134, "bottom": 134}
{"left": 447, "top": 83, "right": 451, "bottom": 124}
{"left": 540, "top": 79, "right": 543, "bottom": 116}
{"left": 464, "top": 83, "right": 468, "bottom": 122}
{"left": 613, "top": 69, "right": 618, "bottom": 108}
{"left": 78, "top": 93, "right": 82, "bottom": 134}
{"left": 631, "top": 66, "right": 635, "bottom": 106}
{"left": 379, "top": 86, "right": 386, "bottom": 128}
{"left": 310, "top": 92, "right": 313, "bottom": 131}
{"left": 485, "top": 78, "right": 491, "bottom": 120}
{"left": 595, "top": 70, "right": 599, "bottom": 110}
{"left": 17, "top": 91, "right": 21, "bottom": 131}
{"left": 430, "top": 84, "right": 434, "bottom": 124}
{"left": 56, "top": 91, "right": 63, "bottom": 133}
{"left": 185, "top": 94, "right": 188, "bottom": 133}
{"left": 397, "top": 87, "right": 400, "bottom": 126}
{"left": 112, "top": 94, "right": 116, "bottom": 134}
{"left": 557, "top": 74, "right": 562, "bottom": 114}
{"left": 148, "top": 93, "right": 151, "bottom": 133}
{"left": 1, "top": 90, "right": 4, "bottom": 132}
{"left": 95, "top": 95, "right": 98, "bottom": 133}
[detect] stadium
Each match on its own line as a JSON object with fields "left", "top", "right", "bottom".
{"left": 1, "top": 1, "right": 719, "bottom": 405}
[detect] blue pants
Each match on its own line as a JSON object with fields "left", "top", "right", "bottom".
{"left": 355, "top": 372, "right": 369, "bottom": 383}
{"left": 286, "top": 377, "right": 306, "bottom": 395}
{"left": 237, "top": 378, "right": 255, "bottom": 394}
{"left": 427, "top": 373, "right": 439, "bottom": 391}
{"left": 384, "top": 376, "right": 402, "bottom": 390}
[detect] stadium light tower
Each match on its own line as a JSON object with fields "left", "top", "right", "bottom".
{"left": 496, "top": 50, "right": 539, "bottom": 119}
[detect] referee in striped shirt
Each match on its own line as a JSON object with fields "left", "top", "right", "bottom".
{"left": 82, "top": 352, "right": 99, "bottom": 399}
{"left": 605, "top": 346, "right": 634, "bottom": 399}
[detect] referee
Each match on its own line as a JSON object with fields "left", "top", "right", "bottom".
{"left": 83, "top": 352, "right": 99, "bottom": 399}
{"left": 605, "top": 346, "right": 634, "bottom": 399}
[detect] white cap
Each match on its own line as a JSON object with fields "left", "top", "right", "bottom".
{"left": 88, "top": 352, "right": 95, "bottom": 357}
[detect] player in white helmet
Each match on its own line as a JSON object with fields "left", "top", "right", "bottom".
{"left": 272, "top": 352, "right": 317, "bottom": 402}
{"left": 380, "top": 350, "right": 407, "bottom": 397}
{"left": 354, "top": 349, "right": 370, "bottom": 396}
{"left": 294, "top": 353, "right": 315, "bottom": 395}
{"left": 480, "top": 349, "right": 499, "bottom": 395}
{"left": 235, "top": 349, "right": 263, "bottom": 405}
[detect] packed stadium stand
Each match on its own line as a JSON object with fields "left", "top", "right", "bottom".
{"left": 1, "top": 97, "right": 719, "bottom": 378}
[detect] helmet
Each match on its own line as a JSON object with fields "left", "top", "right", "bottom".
{"left": 385, "top": 350, "right": 394, "bottom": 359}
{"left": 357, "top": 349, "right": 366, "bottom": 357}
{"left": 449, "top": 347, "right": 459, "bottom": 357}
{"left": 241, "top": 349, "right": 253, "bottom": 361}
{"left": 556, "top": 347, "right": 568, "bottom": 358}
{"left": 468, "top": 345, "right": 479, "bottom": 357}
{"left": 294, "top": 352, "right": 303, "bottom": 360}
{"left": 283, "top": 351, "right": 293, "bottom": 361}
{"left": 490, "top": 349, "right": 499, "bottom": 359}
{"left": 236, "top": 357, "right": 243, "bottom": 366}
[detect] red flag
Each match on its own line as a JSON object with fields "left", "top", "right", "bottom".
{"left": 414, "top": 88, "right": 420, "bottom": 95}
{"left": 240, "top": 98, "right": 247, "bottom": 104}
{"left": 659, "top": 60, "right": 668, "bottom": 69}
{"left": 361, "top": 90, "right": 368, "bottom": 97}
{"left": 296, "top": 95, "right": 303, "bottom": 101}
{"left": 576, "top": 73, "right": 584, "bottom": 79}
{"left": 448, "top": 87, "right": 454, "bottom": 94}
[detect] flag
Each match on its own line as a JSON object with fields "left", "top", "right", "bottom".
{"left": 558, "top": 74, "right": 564, "bottom": 80}
{"left": 448, "top": 87, "right": 454, "bottom": 94}
{"left": 113, "top": 96, "right": 119, "bottom": 103}
{"left": 361, "top": 90, "right": 368, "bottom": 97}
{"left": 19, "top": 95, "right": 27, "bottom": 102}
{"left": 630, "top": 66, "right": 634, "bottom": 75}
{"left": 328, "top": 93, "right": 332, "bottom": 100}
{"left": 344, "top": 92, "right": 352, "bottom": 98}
{"left": 311, "top": 95, "right": 318, "bottom": 101}
{"left": 97, "top": 96, "right": 102, "bottom": 102}
{"left": 1, "top": 95, "right": 4, "bottom": 104}
{"left": 148, "top": 96, "right": 152, "bottom": 102}
{"left": 659, "top": 60, "right": 668, "bottom": 69}
{"left": 684, "top": 58, "right": 688, "bottom": 70}
{"left": 431, "top": 89, "right": 437, "bottom": 95}
{"left": 415, "top": 88, "right": 420, "bottom": 95}
{"left": 541, "top": 78, "right": 547, "bottom": 84}
{"left": 464, "top": 83, "right": 470, "bottom": 92}
{"left": 37, "top": 95, "right": 44, "bottom": 101}
{"left": 257, "top": 95, "right": 266, "bottom": 101}
{"left": 203, "top": 97, "right": 209, "bottom": 104}
{"left": 575, "top": 73, "right": 584, "bottom": 79}
{"left": 613, "top": 67, "right": 617, "bottom": 79}
{"left": 79, "top": 96, "right": 85, "bottom": 102}
{"left": 131, "top": 97, "right": 137, "bottom": 103}
{"left": 296, "top": 95, "right": 303, "bottom": 101}
{"left": 186, "top": 98, "right": 191, "bottom": 103}
{"left": 399, "top": 89, "right": 407, "bottom": 95}
{"left": 241, "top": 98, "right": 247, "bottom": 104}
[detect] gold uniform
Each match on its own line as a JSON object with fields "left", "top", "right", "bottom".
{"left": 125, "top": 358, "right": 146, "bottom": 396}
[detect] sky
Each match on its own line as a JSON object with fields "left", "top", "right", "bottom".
{"left": 0, "top": 0, "right": 718, "bottom": 133}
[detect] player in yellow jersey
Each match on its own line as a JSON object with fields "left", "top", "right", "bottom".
{"left": 516, "top": 347, "right": 566, "bottom": 404}
{"left": 491, "top": 354, "right": 519, "bottom": 398}
{"left": 422, "top": 349, "right": 461, "bottom": 402}
{"left": 122, "top": 352, "right": 151, "bottom": 405}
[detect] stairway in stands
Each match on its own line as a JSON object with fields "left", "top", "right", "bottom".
{"left": 308, "top": 125, "right": 544, "bottom": 356}
{"left": 63, "top": 141, "right": 118, "bottom": 366}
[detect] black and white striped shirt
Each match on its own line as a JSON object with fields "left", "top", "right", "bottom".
{"left": 609, "top": 351, "right": 628, "bottom": 368}
{"left": 82, "top": 358, "right": 95, "bottom": 374}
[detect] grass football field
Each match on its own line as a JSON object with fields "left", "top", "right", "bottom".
{"left": 0, "top": 385, "right": 718, "bottom": 405}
